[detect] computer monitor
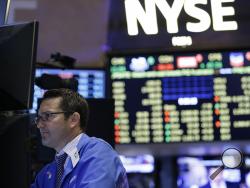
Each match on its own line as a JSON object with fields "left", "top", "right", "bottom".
{"left": 176, "top": 156, "right": 250, "bottom": 188}
{"left": 120, "top": 154, "right": 156, "bottom": 188}
{"left": 0, "top": 21, "right": 38, "bottom": 111}
{"left": 31, "top": 68, "right": 106, "bottom": 113}
{"left": 109, "top": 49, "right": 250, "bottom": 155}
{"left": 120, "top": 154, "right": 155, "bottom": 173}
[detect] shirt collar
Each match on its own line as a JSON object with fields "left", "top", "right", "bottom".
{"left": 57, "top": 133, "right": 83, "bottom": 167}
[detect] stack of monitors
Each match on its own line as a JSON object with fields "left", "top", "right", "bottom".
{"left": 177, "top": 156, "right": 250, "bottom": 188}
{"left": 31, "top": 68, "right": 106, "bottom": 112}
{"left": 109, "top": 49, "right": 250, "bottom": 145}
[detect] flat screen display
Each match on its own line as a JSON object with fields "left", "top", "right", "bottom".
{"left": 31, "top": 68, "right": 106, "bottom": 112}
{"left": 177, "top": 156, "right": 250, "bottom": 188}
{"left": 120, "top": 154, "right": 154, "bottom": 173}
{"left": 109, "top": 49, "right": 250, "bottom": 146}
{"left": 0, "top": 21, "right": 38, "bottom": 111}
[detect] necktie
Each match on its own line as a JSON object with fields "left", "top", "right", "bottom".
{"left": 55, "top": 153, "right": 67, "bottom": 188}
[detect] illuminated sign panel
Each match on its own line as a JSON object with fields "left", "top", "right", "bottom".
{"left": 125, "top": 0, "right": 238, "bottom": 35}
{"left": 108, "top": 0, "right": 250, "bottom": 51}
{"left": 109, "top": 49, "right": 250, "bottom": 144}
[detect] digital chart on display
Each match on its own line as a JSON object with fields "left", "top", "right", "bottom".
{"left": 109, "top": 49, "right": 250, "bottom": 145}
{"left": 31, "top": 68, "right": 105, "bottom": 112}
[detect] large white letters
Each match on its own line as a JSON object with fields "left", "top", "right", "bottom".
{"left": 211, "top": 0, "right": 238, "bottom": 31}
{"left": 184, "top": 0, "right": 211, "bottom": 32}
{"left": 154, "top": 0, "right": 185, "bottom": 33}
{"left": 125, "top": 0, "right": 158, "bottom": 35}
{"left": 124, "top": 0, "right": 238, "bottom": 35}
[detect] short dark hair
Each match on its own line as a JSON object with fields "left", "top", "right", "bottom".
{"left": 41, "top": 88, "right": 89, "bottom": 131}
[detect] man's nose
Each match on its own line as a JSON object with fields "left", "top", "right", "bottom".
{"left": 36, "top": 121, "right": 45, "bottom": 128}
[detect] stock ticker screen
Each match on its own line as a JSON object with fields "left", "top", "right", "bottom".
{"left": 109, "top": 49, "right": 250, "bottom": 145}
{"left": 31, "top": 68, "right": 105, "bottom": 112}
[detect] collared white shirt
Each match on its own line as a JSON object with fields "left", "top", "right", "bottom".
{"left": 56, "top": 133, "right": 82, "bottom": 168}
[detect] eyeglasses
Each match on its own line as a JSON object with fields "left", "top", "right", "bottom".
{"left": 35, "top": 111, "right": 72, "bottom": 124}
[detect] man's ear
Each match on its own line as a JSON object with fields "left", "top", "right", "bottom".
{"left": 69, "top": 112, "right": 80, "bottom": 128}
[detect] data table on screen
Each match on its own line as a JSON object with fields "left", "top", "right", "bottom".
{"left": 109, "top": 50, "right": 250, "bottom": 145}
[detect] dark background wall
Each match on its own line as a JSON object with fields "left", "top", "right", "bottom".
{"left": 7, "top": 0, "right": 110, "bottom": 67}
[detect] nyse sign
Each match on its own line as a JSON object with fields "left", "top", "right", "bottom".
{"left": 125, "top": 0, "right": 238, "bottom": 35}
{"left": 107, "top": 0, "right": 250, "bottom": 51}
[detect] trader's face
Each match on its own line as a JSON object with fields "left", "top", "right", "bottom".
{"left": 37, "top": 97, "right": 71, "bottom": 152}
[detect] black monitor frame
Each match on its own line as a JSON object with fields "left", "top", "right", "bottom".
{"left": 0, "top": 21, "right": 38, "bottom": 111}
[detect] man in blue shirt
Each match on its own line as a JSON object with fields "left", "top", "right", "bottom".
{"left": 31, "top": 88, "right": 128, "bottom": 188}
